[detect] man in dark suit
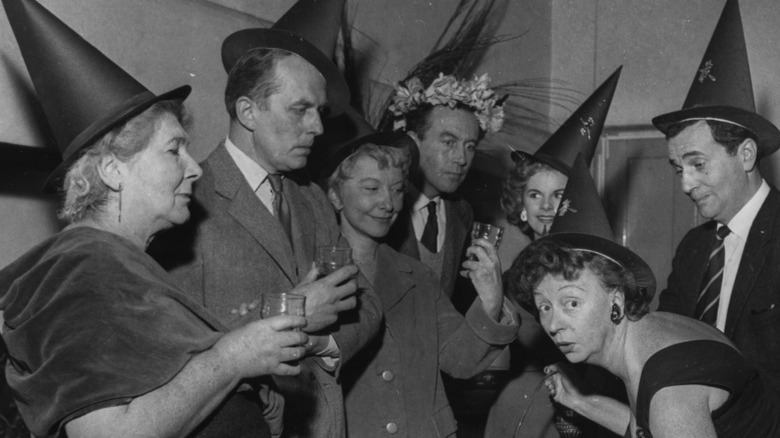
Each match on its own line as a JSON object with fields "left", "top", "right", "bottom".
{"left": 151, "top": 1, "right": 381, "bottom": 437}
{"left": 653, "top": 0, "right": 780, "bottom": 397}
{"left": 385, "top": 74, "right": 505, "bottom": 311}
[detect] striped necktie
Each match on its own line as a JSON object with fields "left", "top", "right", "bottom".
{"left": 695, "top": 225, "right": 731, "bottom": 325}
{"left": 266, "top": 174, "right": 291, "bottom": 241}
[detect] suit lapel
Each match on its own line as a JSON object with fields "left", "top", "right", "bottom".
{"left": 725, "top": 188, "right": 780, "bottom": 335}
{"left": 208, "top": 144, "right": 297, "bottom": 283}
{"left": 286, "top": 177, "right": 316, "bottom": 278}
{"left": 374, "top": 245, "right": 416, "bottom": 312}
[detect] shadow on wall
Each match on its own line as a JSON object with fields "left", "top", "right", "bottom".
{"left": 0, "top": 144, "right": 61, "bottom": 269}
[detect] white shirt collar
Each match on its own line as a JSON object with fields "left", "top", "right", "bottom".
{"left": 411, "top": 190, "right": 441, "bottom": 212}
{"left": 224, "top": 137, "right": 269, "bottom": 191}
{"left": 725, "top": 180, "right": 770, "bottom": 240}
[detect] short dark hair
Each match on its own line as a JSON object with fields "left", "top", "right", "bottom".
{"left": 404, "top": 103, "right": 485, "bottom": 141}
{"left": 501, "top": 159, "right": 560, "bottom": 236}
{"left": 224, "top": 48, "right": 293, "bottom": 120}
{"left": 666, "top": 119, "right": 758, "bottom": 156}
{"left": 507, "top": 239, "right": 652, "bottom": 321}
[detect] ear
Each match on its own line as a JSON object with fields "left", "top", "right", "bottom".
{"left": 739, "top": 137, "right": 759, "bottom": 172}
{"left": 327, "top": 187, "right": 343, "bottom": 211}
{"left": 97, "top": 154, "right": 123, "bottom": 191}
{"left": 235, "top": 96, "right": 259, "bottom": 131}
{"left": 611, "top": 288, "right": 625, "bottom": 310}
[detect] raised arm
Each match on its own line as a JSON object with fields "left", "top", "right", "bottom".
{"left": 65, "top": 316, "right": 306, "bottom": 438}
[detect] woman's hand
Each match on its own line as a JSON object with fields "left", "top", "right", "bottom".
{"left": 461, "top": 238, "right": 503, "bottom": 319}
{"left": 544, "top": 362, "right": 586, "bottom": 409}
{"left": 215, "top": 315, "right": 308, "bottom": 378}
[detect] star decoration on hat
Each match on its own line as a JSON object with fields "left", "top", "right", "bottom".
{"left": 697, "top": 60, "right": 716, "bottom": 83}
{"left": 557, "top": 199, "right": 578, "bottom": 216}
{"left": 579, "top": 117, "right": 595, "bottom": 139}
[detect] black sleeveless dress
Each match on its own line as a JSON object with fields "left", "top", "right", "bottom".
{"left": 631, "top": 340, "right": 780, "bottom": 438}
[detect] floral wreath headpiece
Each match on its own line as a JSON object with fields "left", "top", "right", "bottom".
{"left": 388, "top": 73, "right": 506, "bottom": 135}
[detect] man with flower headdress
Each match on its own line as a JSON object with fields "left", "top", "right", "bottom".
{"left": 386, "top": 73, "right": 505, "bottom": 310}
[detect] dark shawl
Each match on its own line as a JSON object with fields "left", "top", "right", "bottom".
{"left": 0, "top": 227, "right": 225, "bottom": 437}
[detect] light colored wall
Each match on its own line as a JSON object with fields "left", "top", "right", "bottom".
{"left": 550, "top": 0, "right": 780, "bottom": 179}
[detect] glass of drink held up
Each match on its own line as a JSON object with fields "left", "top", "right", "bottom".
{"left": 261, "top": 293, "right": 306, "bottom": 322}
{"left": 316, "top": 246, "right": 353, "bottom": 277}
{"left": 469, "top": 222, "right": 504, "bottom": 260}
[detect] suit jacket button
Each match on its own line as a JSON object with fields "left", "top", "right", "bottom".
{"left": 381, "top": 370, "right": 395, "bottom": 382}
{"left": 385, "top": 422, "right": 398, "bottom": 434}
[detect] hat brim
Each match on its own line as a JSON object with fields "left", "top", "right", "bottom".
{"left": 221, "top": 28, "right": 350, "bottom": 118}
{"left": 540, "top": 232, "right": 657, "bottom": 297}
{"left": 652, "top": 105, "right": 780, "bottom": 157}
{"left": 44, "top": 85, "right": 192, "bottom": 193}
{"left": 512, "top": 150, "right": 571, "bottom": 176}
{"left": 321, "top": 131, "right": 417, "bottom": 180}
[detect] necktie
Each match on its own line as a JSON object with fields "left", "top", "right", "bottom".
{"left": 266, "top": 174, "right": 292, "bottom": 241}
{"left": 420, "top": 201, "right": 438, "bottom": 253}
{"left": 695, "top": 225, "right": 731, "bottom": 325}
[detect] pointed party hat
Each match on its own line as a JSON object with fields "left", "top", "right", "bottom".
{"left": 652, "top": 0, "right": 780, "bottom": 157}
{"left": 221, "top": 0, "right": 350, "bottom": 116}
{"left": 514, "top": 66, "right": 622, "bottom": 175}
{"left": 3, "top": 0, "right": 191, "bottom": 193}
{"left": 542, "top": 153, "right": 656, "bottom": 296}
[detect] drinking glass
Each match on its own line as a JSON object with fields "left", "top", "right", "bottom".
{"left": 316, "top": 246, "right": 353, "bottom": 276}
{"left": 469, "top": 222, "right": 504, "bottom": 260}
{"left": 261, "top": 293, "right": 306, "bottom": 320}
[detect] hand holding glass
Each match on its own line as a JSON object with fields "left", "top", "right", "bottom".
{"left": 469, "top": 222, "right": 504, "bottom": 260}
{"left": 261, "top": 293, "right": 306, "bottom": 321}
{"left": 316, "top": 246, "right": 353, "bottom": 277}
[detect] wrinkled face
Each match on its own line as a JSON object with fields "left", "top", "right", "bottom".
{"left": 534, "top": 269, "right": 614, "bottom": 364}
{"left": 523, "top": 169, "right": 568, "bottom": 239}
{"left": 251, "top": 54, "right": 326, "bottom": 173}
{"left": 332, "top": 156, "right": 405, "bottom": 241}
{"left": 668, "top": 121, "right": 753, "bottom": 224}
{"left": 122, "top": 113, "right": 202, "bottom": 233}
{"left": 414, "top": 106, "right": 480, "bottom": 198}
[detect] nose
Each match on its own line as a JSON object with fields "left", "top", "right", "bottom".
{"left": 378, "top": 187, "right": 394, "bottom": 212}
{"left": 545, "top": 308, "right": 563, "bottom": 337}
{"left": 309, "top": 110, "right": 324, "bottom": 136}
{"left": 680, "top": 169, "right": 696, "bottom": 195}
{"left": 183, "top": 150, "right": 203, "bottom": 181}
{"left": 451, "top": 143, "right": 467, "bottom": 166}
{"left": 541, "top": 195, "right": 554, "bottom": 211}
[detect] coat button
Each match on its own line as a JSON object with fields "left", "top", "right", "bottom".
{"left": 381, "top": 370, "right": 395, "bottom": 382}
{"left": 385, "top": 422, "right": 398, "bottom": 434}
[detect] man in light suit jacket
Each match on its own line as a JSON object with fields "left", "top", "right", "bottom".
{"left": 653, "top": 0, "right": 780, "bottom": 397}
{"left": 385, "top": 74, "right": 505, "bottom": 313}
{"left": 151, "top": 1, "right": 381, "bottom": 436}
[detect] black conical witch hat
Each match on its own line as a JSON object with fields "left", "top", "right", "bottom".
{"left": 652, "top": 0, "right": 780, "bottom": 157}
{"left": 541, "top": 153, "right": 656, "bottom": 296}
{"left": 221, "top": 0, "right": 350, "bottom": 116}
{"left": 3, "top": 0, "right": 191, "bottom": 193}
{"left": 514, "top": 66, "right": 622, "bottom": 175}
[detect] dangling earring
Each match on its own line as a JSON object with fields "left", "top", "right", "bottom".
{"left": 520, "top": 209, "right": 528, "bottom": 222}
{"left": 610, "top": 303, "right": 623, "bottom": 324}
{"left": 117, "top": 183, "right": 123, "bottom": 223}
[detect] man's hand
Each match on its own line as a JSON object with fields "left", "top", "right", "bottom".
{"left": 291, "top": 264, "right": 358, "bottom": 332}
{"left": 215, "top": 315, "right": 307, "bottom": 378}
